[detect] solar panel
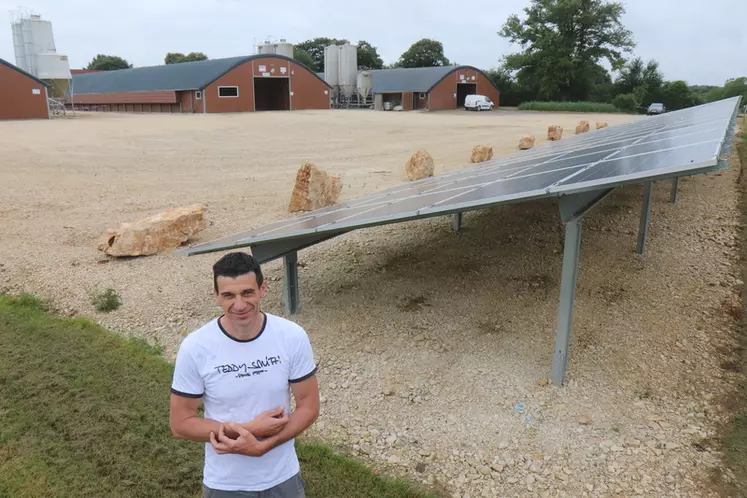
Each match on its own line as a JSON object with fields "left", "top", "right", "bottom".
{"left": 178, "top": 97, "right": 741, "bottom": 256}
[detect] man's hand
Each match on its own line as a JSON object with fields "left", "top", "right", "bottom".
{"left": 245, "top": 407, "right": 289, "bottom": 438}
{"left": 210, "top": 423, "right": 278, "bottom": 457}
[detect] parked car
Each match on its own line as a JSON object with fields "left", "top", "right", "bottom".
{"left": 465, "top": 94, "right": 495, "bottom": 111}
{"left": 647, "top": 103, "right": 666, "bottom": 115}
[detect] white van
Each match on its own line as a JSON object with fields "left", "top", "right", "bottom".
{"left": 464, "top": 94, "right": 494, "bottom": 111}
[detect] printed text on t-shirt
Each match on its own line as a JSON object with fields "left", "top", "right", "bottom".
{"left": 213, "top": 355, "right": 282, "bottom": 378}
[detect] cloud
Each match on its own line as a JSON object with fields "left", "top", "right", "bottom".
{"left": 0, "top": 0, "right": 744, "bottom": 85}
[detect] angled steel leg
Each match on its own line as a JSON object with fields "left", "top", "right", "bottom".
{"left": 670, "top": 177, "right": 679, "bottom": 203}
{"left": 283, "top": 251, "right": 300, "bottom": 315}
{"left": 636, "top": 182, "right": 653, "bottom": 255}
{"left": 452, "top": 212, "right": 462, "bottom": 232}
{"left": 551, "top": 219, "right": 583, "bottom": 386}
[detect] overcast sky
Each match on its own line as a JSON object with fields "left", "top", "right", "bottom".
{"left": 0, "top": 0, "right": 744, "bottom": 86}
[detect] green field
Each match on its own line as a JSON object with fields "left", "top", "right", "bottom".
{"left": 0, "top": 294, "right": 440, "bottom": 498}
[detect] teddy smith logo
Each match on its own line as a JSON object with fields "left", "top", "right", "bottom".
{"left": 213, "top": 356, "right": 281, "bottom": 378}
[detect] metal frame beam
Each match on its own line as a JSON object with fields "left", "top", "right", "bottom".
{"left": 283, "top": 251, "right": 300, "bottom": 315}
{"left": 558, "top": 188, "right": 615, "bottom": 223}
{"left": 452, "top": 212, "right": 462, "bottom": 232}
{"left": 552, "top": 218, "right": 583, "bottom": 385}
{"left": 670, "top": 177, "right": 679, "bottom": 203}
{"left": 636, "top": 182, "right": 653, "bottom": 255}
{"left": 551, "top": 188, "right": 612, "bottom": 385}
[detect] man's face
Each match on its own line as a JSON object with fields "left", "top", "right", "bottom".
{"left": 214, "top": 272, "right": 268, "bottom": 326}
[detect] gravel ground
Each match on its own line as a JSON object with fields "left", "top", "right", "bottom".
{"left": 1, "top": 109, "right": 742, "bottom": 497}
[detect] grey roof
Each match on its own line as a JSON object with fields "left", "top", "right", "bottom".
{"left": 72, "top": 54, "right": 328, "bottom": 95}
{"left": 0, "top": 57, "right": 49, "bottom": 87}
{"left": 369, "top": 65, "right": 493, "bottom": 93}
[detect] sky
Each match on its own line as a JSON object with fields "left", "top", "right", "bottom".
{"left": 0, "top": 0, "right": 745, "bottom": 86}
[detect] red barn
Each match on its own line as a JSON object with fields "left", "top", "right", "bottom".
{"left": 0, "top": 58, "right": 50, "bottom": 120}
{"left": 370, "top": 65, "right": 500, "bottom": 111}
{"left": 71, "top": 55, "right": 330, "bottom": 113}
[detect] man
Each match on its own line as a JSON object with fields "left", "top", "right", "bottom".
{"left": 170, "top": 252, "right": 319, "bottom": 497}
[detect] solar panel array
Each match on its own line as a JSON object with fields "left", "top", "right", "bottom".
{"left": 180, "top": 97, "right": 741, "bottom": 255}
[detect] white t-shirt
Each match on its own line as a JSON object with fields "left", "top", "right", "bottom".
{"left": 171, "top": 312, "right": 317, "bottom": 491}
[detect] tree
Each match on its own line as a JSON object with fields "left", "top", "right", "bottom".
{"left": 484, "top": 66, "right": 527, "bottom": 106}
{"left": 722, "top": 77, "right": 747, "bottom": 100}
{"left": 661, "top": 81, "right": 701, "bottom": 111}
{"left": 616, "top": 58, "right": 663, "bottom": 93}
{"left": 164, "top": 52, "right": 208, "bottom": 64}
{"left": 499, "top": 0, "right": 635, "bottom": 101}
{"left": 86, "top": 54, "right": 132, "bottom": 71}
{"left": 295, "top": 38, "right": 349, "bottom": 72}
{"left": 356, "top": 40, "right": 384, "bottom": 70}
{"left": 293, "top": 48, "right": 316, "bottom": 69}
{"left": 615, "top": 57, "right": 663, "bottom": 105}
{"left": 612, "top": 93, "right": 639, "bottom": 112}
{"left": 397, "top": 39, "right": 450, "bottom": 68}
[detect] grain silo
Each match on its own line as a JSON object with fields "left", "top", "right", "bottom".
{"left": 10, "top": 11, "right": 71, "bottom": 100}
{"left": 257, "top": 39, "right": 294, "bottom": 58}
{"left": 338, "top": 43, "right": 358, "bottom": 101}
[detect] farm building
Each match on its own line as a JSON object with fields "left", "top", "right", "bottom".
{"left": 70, "top": 55, "right": 331, "bottom": 113}
{"left": 0, "top": 58, "right": 50, "bottom": 119}
{"left": 369, "top": 66, "right": 500, "bottom": 111}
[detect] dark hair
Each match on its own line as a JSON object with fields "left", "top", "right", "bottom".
{"left": 213, "top": 252, "right": 264, "bottom": 292}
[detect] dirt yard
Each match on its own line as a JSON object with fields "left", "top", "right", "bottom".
{"left": 1, "top": 109, "right": 742, "bottom": 497}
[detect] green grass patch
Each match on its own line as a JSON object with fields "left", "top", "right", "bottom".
{"left": 719, "top": 119, "right": 747, "bottom": 494}
{"left": 0, "top": 294, "right": 439, "bottom": 498}
{"left": 517, "top": 101, "right": 623, "bottom": 113}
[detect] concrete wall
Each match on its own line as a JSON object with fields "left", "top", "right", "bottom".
{"left": 0, "top": 63, "right": 49, "bottom": 119}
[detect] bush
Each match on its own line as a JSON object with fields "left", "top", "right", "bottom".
{"left": 91, "top": 288, "right": 122, "bottom": 312}
{"left": 612, "top": 93, "right": 639, "bottom": 113}
{"left": 517, "top": 101, "right": 621, "bottom": 113}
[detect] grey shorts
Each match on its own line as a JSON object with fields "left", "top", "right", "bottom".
{"left": 202, "top": 473, "right": 305, "bottom": 498}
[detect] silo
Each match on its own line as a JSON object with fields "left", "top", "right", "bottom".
{"left": 257, "top": 41, "right": 274, "bottom": 55}
{"left": 324, "top": 45, "right": 339, "bottom": 88}
{"left": 338, "top": 43, "right": 358, "bottom": 100}
{"left": 11, "top": 21, "right": 26, "bottom": 72}
{"left": 274, "top": 39, "right": 294, "bottom": 58}
{"left": 357, "top": 71, "right": 372, "bottom": 101}
{"left": 28, "top": 15, "right": 57, "bottom": 52}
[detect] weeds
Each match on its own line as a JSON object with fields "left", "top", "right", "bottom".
{"left": 90, "top": 287, "right": 122, "bottom": 312}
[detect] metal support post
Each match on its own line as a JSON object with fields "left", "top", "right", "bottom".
{"left": 452, "top": 212, "right": 462, "bottom": 232}
{"left": 670, "top": 177, "right": 679, "bottom": 203}
{"left": 283, "top": 251, "right": 300, "bottom": 315}
{"left": 551, "top": 219, "right": 583, "bottom": 386}
{"left": 636, "top": 182, "right": 653, "bottom": 255}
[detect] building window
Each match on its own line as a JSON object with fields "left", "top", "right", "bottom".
{"left": 218, "top": 86, "right": 239, "bottom": 98}
{"left": 195, "top": 91, "right": 202, "bottom": 100}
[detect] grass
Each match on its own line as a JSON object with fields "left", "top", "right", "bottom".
{"left": 0, "top": 294, "right": 439, "bottom": 498}
{"left": 718, "top": 118, "right": 747, "bottom": 494}
{"left": 90, "top": 287, "right": 122, "bottom": 312}
{"left": 517, "top": 101, "right": 623, "bottom": 113}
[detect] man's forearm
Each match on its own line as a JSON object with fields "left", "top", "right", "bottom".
{"left": 172, "top": 416, "right": 236, "bottom": 442}
{"left": 270, "top": 405, "right": 318, "bottom": 448}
